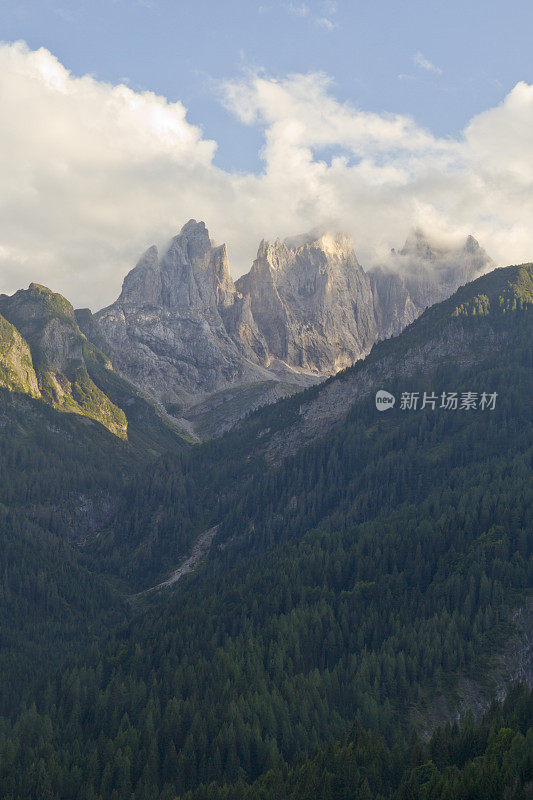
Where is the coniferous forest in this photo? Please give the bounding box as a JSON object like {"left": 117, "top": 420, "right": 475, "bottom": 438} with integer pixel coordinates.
{"left": 0, "top": 266, "right": 530, "bottom": 798}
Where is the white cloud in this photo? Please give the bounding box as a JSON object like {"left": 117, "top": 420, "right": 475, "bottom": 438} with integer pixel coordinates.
{"left": 281, "top": 1, "right": 336, "bottom": 29}
{"left": 0, "top": 43, "right": 532, "bottom": 309}
{"left": 285, "top": 2, "right": 309, "bottom": 17}
{"left": 413, "top": 52, "right": 443, "bottom": 76}
{"left": 315, "top": 16, "right": 336, "bottom": 30}
{"left": 317, "top": 0, "right": 337, "bottom": 27}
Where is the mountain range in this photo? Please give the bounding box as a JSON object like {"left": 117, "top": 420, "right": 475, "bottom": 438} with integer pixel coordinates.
{"left": 0, "top": 249, "right": 529, "bottom": 799}
{"left": 0, "top": 220, "right": 494, "bottom": 439}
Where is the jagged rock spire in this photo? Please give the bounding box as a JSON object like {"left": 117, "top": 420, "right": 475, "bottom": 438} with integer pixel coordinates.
{"left": 92, "top": 219, "right": 495, "bottom": 428}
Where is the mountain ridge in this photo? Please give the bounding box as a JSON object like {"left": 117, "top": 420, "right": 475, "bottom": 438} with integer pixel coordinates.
{"left": 0, "top": 260, "right": 529, "bottom": 799}
{"left": 88, "top": 220, "right": 493, "bottom": 435}
{"left": 0, "top": 283, "right": 191, "bottom": 449}
{"left": 0, "top": 222, "right": 496, "bottom": 440}
{"left": 255, "top": 262, "right": 533, "bottom": 464}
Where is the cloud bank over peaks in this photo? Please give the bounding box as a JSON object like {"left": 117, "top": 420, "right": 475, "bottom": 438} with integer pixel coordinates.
{"left": 0, "top": 42, "right": 532, "bottom": 309}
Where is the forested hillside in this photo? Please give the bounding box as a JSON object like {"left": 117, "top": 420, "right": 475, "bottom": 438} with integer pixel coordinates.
{"left": 0, "top": 369, "right": 188, "bottom": 711}
{"left": 0, "top": 265, "right": 529, "bottom": 799}
{"left": 0, "top": 388, "right": 130, "bottom": 713}
{"left": 181, "top": 685, "right": 533, "bottom": 800}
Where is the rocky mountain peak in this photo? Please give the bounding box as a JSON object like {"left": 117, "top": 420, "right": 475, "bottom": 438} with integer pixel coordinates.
{"left": 464, "top": 234, "right": 480, "bottom": 253}
{"left": 111, "top": 221, "right": 236, "bottom": 314}
{"left": 163, "top": 219, "right": 212, "bottom": 269}
{"left": 400, "top": 227, "right": 436, "bottom": 259}
{"left": 0, "top": 284, "right": 128, "bottom": 437}
{"left": 246, "top": 230, "right": 360, "bottom": 285}
{"left": 236, "top": 227, "right": 375, "bottom": 373}
{"left": 399, "top": 228, "right": 492, "bottom": 272}
{"left": 158, "top": 221, "right": 236, "bottom": 311}
{"left": 11, "top": 283, "right": 76, "bottom": 324}
{"left": 370, "top": 228, "right": 494, "bottom": 339}
{"left": 312, "top": 230, "right": 354, "bottom": 255}
{"left": 86, "top": 219, "right": 496, "bottom": 435}
{"left": 179, "top": 218, "right": 211, "bottom": 252}
{"left": 118, "top": 246, "right": 161, "bottom": 308}
{"left": 95, "top": 220, "right": 274, "bottom": 408}
{"left": 250, "top": 238, "right": 288, "bottom": 272}
{"left": 0, "top": 283, "right": 80, "bottom": 371}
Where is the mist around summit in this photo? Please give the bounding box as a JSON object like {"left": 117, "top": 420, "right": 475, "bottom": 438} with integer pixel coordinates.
{"left": 0, "top": 12, "right": 531, "bottom": 800}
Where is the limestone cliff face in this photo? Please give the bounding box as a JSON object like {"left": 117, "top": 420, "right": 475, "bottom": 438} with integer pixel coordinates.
{"left": 95, "top": 220, "right": 275, "bottom": 408}
{"left": 236, "top": 233, "right": 377, "bottom": 373}
{"left": 89, "top": 221, "right": 494, "bottom": 433}
{"left": 260, "top": 262, "right": 531, "bottom": 464}
{"left": 370, "top": 230, "right": 494, "bottom": 338}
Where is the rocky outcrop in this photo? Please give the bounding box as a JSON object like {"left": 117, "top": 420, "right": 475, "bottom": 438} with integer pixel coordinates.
{"left": 370, "top": 230, "right": 494, "bottom": 338}
{"left": 236, "top": 232, "right": 377, "bottom": 373}
{"left": 0, "top": 313, "right": 40, "bottom": 398}
{"left": 95, "top": 221, "right": 278, "bottom": 412}
{"left": 87, "top": 221, "right": 495, "bottom": 435}
{"left": 410, "top": 598, "right": 533, "bottom": 739}
{"left": 0, "top": 284, "right": 128, "bottom": 438}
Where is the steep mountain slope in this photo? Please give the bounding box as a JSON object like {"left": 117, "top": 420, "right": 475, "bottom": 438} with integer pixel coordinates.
{"left": 180, "top": 686, "right": 533, "bottom": 800}
{"left": 97, "top": 264, "right": 532, "bottom": 587}
{"left": 0, "top": 283, "right": 127, "bottom": 437}
{"left": 257, "top": 262, "right": 532, "bottom": 463}
{"left": 370, "top": 229, "right": 493, "bottom": 338}
{"left": 0, "top": 342, "right": 190, "bottom": 710}
{"left": 0, "top": 312, "right": 41, "bottom": 397}
{"left": 0, "top": 282, "right": 188, "bottom": 449}
{"left": 235, "top": 232, "right": 377, "bottom": 372}
{"left": 0, "top": 264, "right": 528, "bottom": 799}
{"left": 90, "top": 221, "right": 490, "bottom": 436}
{"left": 0, "top": 284, "right": 194, "bottom": 709}
{"left": 0, "top": 384, "right": 136, "bottom": 712}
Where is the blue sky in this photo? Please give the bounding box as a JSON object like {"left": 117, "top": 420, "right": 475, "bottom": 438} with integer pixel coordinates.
{"left": 0, "top": 0, "right": 532, "bottom": 307}
{"left": 2, "top": 0, "right": 532, "bottom": 172}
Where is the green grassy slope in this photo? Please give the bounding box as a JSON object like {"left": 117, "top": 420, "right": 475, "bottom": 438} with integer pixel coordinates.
{"left": 0, "top": 314, "right": 40, "bottom": 397}
{"left": 0, "top": 284, "right": 190, "bottom": 450}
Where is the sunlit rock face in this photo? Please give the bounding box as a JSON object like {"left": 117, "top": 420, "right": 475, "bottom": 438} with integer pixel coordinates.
{"left": 236, "top": 232, "right": 378, "bottom": 374}
{"left": 95, "top": 220, "right": 274, "bottom": 408}
{"left": 0, "top": 283, "right": 128, "bottom": 437}
{"left": 92, "top": 220, "right": 494, "bottom": 430}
